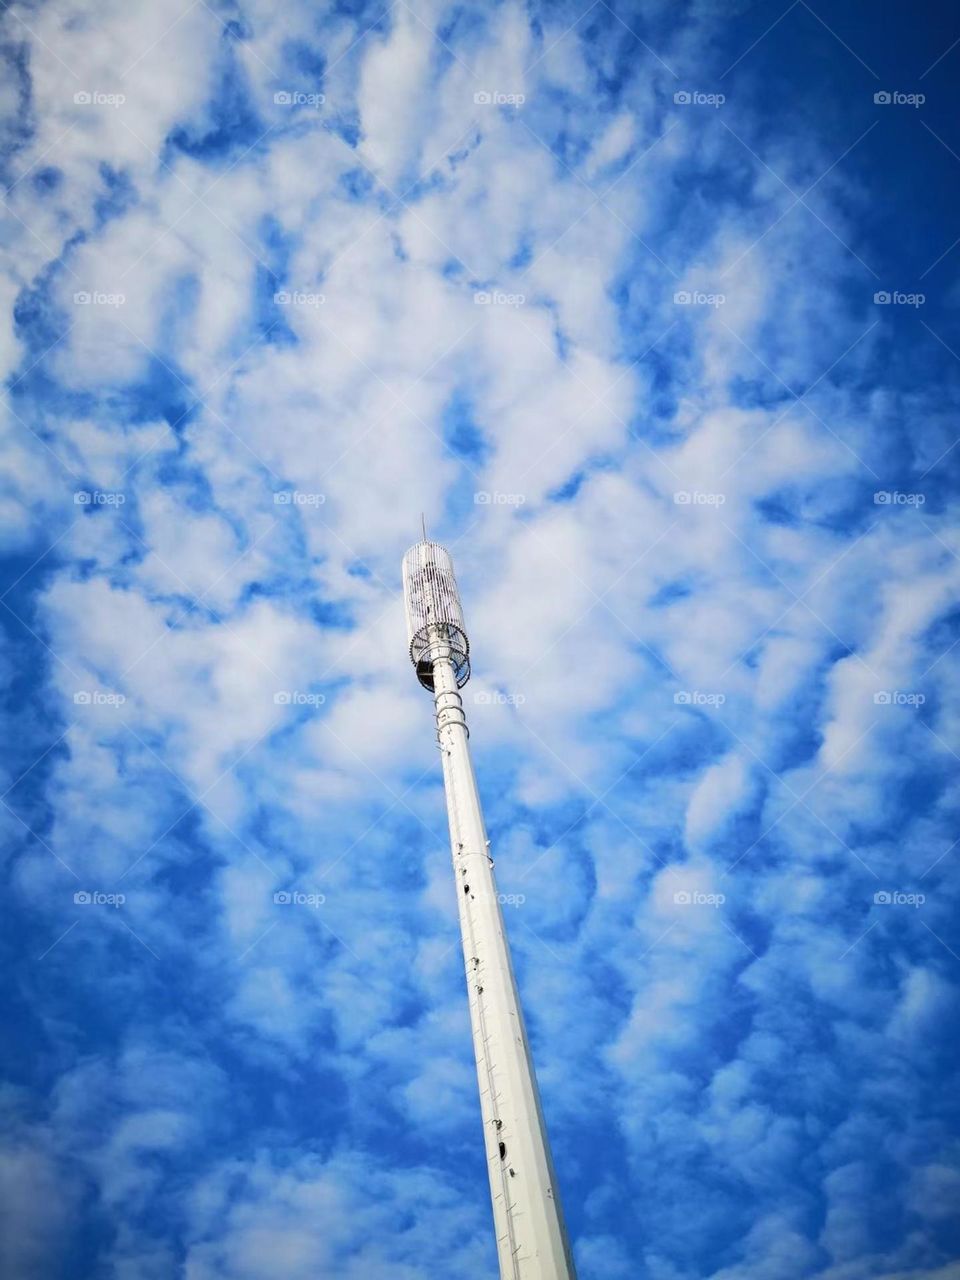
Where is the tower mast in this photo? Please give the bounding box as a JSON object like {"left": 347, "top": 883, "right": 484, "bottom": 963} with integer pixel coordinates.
{"left": 402, "top": 538, "right": 577, "bottom": 1280}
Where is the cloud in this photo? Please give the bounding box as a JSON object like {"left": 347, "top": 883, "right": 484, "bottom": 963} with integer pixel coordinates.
{"left": 1, "top": 1, "right": 958, "bottom": 1277}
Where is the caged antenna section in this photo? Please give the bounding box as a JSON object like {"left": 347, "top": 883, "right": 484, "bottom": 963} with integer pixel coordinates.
{"left": 401, "top": 538, "right": 577, "bottom": 1280}
{"left": 402, "top": 540, "right": 471, "bottom": 692}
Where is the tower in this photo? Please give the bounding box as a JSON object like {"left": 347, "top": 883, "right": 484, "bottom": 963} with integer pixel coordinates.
{"left": 402, "top": 538, "right": 577, "bottom": 1280}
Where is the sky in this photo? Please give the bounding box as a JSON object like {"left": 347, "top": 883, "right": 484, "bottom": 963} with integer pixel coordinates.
{"left": 1, "top": 0, "right": 959, "bottom": 1277}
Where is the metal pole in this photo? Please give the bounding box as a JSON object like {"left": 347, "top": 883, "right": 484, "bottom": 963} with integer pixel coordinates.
{"left": 423, "top": 624, "right": 577, "bottom": 1280}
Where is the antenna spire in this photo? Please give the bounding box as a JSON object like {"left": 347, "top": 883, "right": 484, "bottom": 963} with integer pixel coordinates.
{"left": 421, "top": 512, "right": 427, "bottom": 542}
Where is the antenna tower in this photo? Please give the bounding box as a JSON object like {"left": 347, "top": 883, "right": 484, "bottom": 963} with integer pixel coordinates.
{"left": 402, "top": 537, "right": 577, "bottom": 1280}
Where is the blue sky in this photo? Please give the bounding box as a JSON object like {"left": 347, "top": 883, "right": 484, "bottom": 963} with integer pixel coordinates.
{"left": 1, "top": 1, "right": 959, "bottom": 1276}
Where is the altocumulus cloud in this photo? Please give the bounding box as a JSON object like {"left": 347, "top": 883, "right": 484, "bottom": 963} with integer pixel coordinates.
{"left": 1, "top": 0, "right": 959, "bottom": 1277}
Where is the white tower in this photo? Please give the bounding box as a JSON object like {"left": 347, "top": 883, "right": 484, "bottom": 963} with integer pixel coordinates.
{"left": 402, "top": 538, "right": 577, "bottom": 1280}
